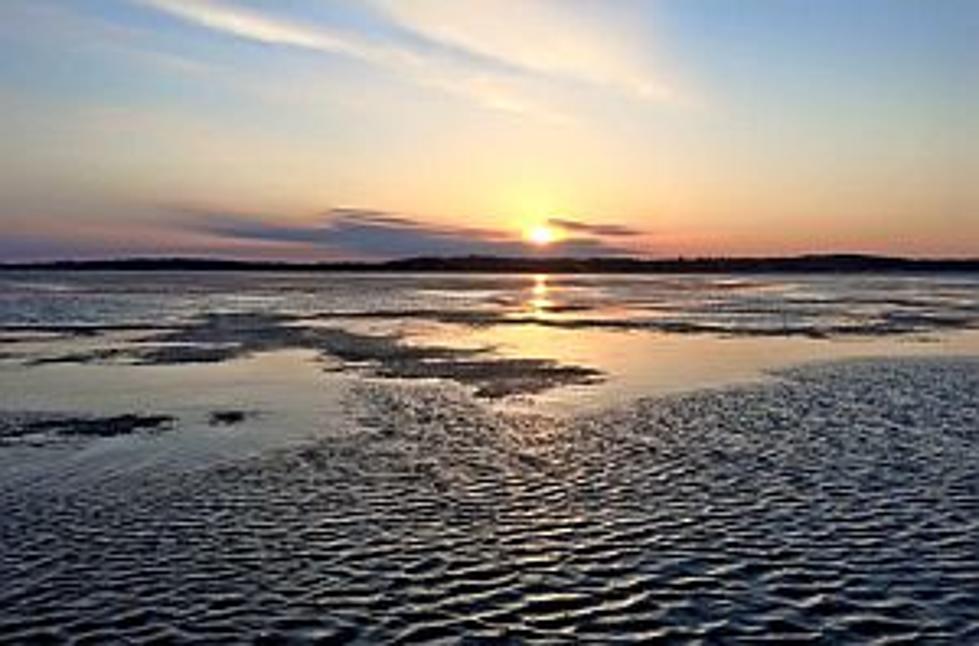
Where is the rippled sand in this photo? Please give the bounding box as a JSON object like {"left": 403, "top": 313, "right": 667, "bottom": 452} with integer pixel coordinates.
{"left": 2, "top": 358, "right": 977, "bottom": 643}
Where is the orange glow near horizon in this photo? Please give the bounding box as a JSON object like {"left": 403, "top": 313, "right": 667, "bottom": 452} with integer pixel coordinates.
{"left": 2, "top": 2, "right": 976, "bottom": 261}
{"left": 526, "top": 224, "right": 558, "bottom": 247}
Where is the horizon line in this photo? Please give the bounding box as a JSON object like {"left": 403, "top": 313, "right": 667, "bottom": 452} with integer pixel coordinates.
{"left": 2, "top": 253, "right": 977, "bottom": 274}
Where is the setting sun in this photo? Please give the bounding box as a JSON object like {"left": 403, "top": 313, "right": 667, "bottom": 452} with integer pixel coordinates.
{"left": 526, "top": 225, "right": 558, "bottom": 247}
{"left": 1, "top": 2, "right": 977, "bottom": 642}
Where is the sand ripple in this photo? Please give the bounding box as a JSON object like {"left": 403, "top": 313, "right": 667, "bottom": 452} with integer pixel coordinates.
{"left": 1, "top": 358, "right": 977, "bottom": 643}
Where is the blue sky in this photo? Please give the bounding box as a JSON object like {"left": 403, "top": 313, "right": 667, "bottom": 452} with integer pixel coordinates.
{"left": 1, "top": 0, "right": 976, "bottom": 260}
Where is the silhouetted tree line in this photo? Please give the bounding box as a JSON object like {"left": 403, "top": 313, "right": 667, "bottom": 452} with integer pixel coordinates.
{"left": 2, "top": 254, "right": 976, "bottom": 273}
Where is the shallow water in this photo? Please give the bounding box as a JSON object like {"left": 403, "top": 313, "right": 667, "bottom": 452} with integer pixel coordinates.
{"left": 2, "top": 271, "right": 978, "bottom": 407}
{"left": 1, "top": 272, "right": 978, "bottom": 643}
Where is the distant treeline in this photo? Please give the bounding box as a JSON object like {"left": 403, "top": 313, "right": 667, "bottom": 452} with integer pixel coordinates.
{"left": 2, "top": 254, "right": 977, "bottom": 273}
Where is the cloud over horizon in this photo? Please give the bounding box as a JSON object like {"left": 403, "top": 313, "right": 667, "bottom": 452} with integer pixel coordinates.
{"left": 188, "top": 207, "right": 637, "bottom": 259}
{"left": 2, "top": 1, "right": 975, "bottom": 260}
{"left": 548, "top": 218, "right": 643, "bottom": 238}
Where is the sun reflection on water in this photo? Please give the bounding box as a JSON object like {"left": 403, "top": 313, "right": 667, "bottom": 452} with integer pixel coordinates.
{"left": 528, "top": 274, "right": 553, "bottom": 314}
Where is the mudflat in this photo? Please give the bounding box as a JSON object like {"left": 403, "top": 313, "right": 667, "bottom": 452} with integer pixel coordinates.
{"left": 1, "top": 272, "right": 977, "bottom": 642}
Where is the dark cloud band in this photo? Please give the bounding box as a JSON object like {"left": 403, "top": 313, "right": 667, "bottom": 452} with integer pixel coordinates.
{"left": 548, "top": 218, "right": 642, "bottom": 237}
{"left": 185, "top": 207, "right": 635, "bottom": 259}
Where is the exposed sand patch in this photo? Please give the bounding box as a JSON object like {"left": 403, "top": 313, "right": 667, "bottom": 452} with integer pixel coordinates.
{"left": 1, "top": 358, "right": 976, "bottom": 642}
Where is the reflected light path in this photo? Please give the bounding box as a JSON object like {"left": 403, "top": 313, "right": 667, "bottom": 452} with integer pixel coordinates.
{"left": 527, "top": 274, "right": 553, "bottom": 314}
{"left": 400, "top": 272, "right": 979, "bottom": 415}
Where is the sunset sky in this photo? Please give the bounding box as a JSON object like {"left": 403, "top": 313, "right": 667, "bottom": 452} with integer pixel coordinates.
{"left": 1, "top": 0, "right": 976, "bottom": 260}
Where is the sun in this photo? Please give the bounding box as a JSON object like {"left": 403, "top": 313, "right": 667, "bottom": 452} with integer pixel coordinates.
{"left": 526, "top": 224, "right": 557, "bottom": 247}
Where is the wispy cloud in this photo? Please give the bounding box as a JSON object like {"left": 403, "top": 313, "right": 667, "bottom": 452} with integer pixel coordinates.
{"left": 137, "top": 0, "right": 416, "bottom": 68}
{"left": 369, "top": 0, "right": 678, "bottom": 103}
{"left": 134, "top": 0, "right": 675, "bottom": 121}
{"left": 184, "top": 207, "right": 635, "bottom": 258}
{"left": 549, "top": 217, "right": 643, "bottom": 238}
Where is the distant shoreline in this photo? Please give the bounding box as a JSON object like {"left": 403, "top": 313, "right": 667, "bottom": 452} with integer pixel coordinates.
{"left": 1, "top": 254, "right": 977, "bottom": 274}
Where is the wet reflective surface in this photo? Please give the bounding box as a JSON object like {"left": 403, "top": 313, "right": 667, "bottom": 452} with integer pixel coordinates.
{"left": 2, "top": 271, "right": 977, "bottom": 337}
{"left": 2, "top": 271, "right": 978, "bottom": 412}
{"left": 1, "top": 272, "right": 978, "bottom": 643}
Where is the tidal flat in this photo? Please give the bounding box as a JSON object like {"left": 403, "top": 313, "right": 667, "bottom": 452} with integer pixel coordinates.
{"left": 1, "top": 271, "right": 978, "bottom": 643}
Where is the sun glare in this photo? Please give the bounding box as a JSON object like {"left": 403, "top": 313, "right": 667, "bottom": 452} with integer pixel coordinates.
{"left": 526, "top": 225, "right": 557, "bottom": 246}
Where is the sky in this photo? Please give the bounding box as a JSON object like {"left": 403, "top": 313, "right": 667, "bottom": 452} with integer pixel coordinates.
{"left": 1, "top": 0, "right": 977, "bottom": 261}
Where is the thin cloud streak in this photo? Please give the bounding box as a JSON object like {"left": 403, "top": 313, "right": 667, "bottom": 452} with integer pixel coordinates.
{"left": 135, "top": 0, "right": 674, "bottom": 122}
{"left": 369, "top": 0, "right": 678, "bottom": 103}
{"left": 549, "top": 217, "right": 643, "bottom": 238}
{"left": 137, "top": 0, "right": 417, "bottom": 67}
{"left": 135, "top": 0, "right": 558, "bottom": 120}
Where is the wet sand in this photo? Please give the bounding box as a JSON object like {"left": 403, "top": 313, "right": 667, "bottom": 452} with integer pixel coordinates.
{"left": 1, "top": 272, "right": 978, "bottom": 643}
{"left": 2, "top": 358, "right": 977, "bottom": 642}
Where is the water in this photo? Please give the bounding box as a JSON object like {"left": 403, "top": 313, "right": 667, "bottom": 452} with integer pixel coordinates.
{"left": 2, "top": 271, "right": 977, "bottom": 335}
{"left": 1, "top": 271, "right": 977, "bottom": 643}
{"left": 2, "top": 271, "right": 977, "bottom": 413}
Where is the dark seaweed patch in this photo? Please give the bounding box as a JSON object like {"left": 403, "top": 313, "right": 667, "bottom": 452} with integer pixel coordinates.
{"left": 208, "top": 410, "right": 254, "bottom": 426}
{"left": 1, "top": 413, "right": 174, "bottom": 441}
{"left": 20, "top": 312, "right": 604, "bottom": 398}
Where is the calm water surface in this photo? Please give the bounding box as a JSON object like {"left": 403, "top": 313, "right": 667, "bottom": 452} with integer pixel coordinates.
{"left": 2, "top": 271, "right": 977, "bottom": 413}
